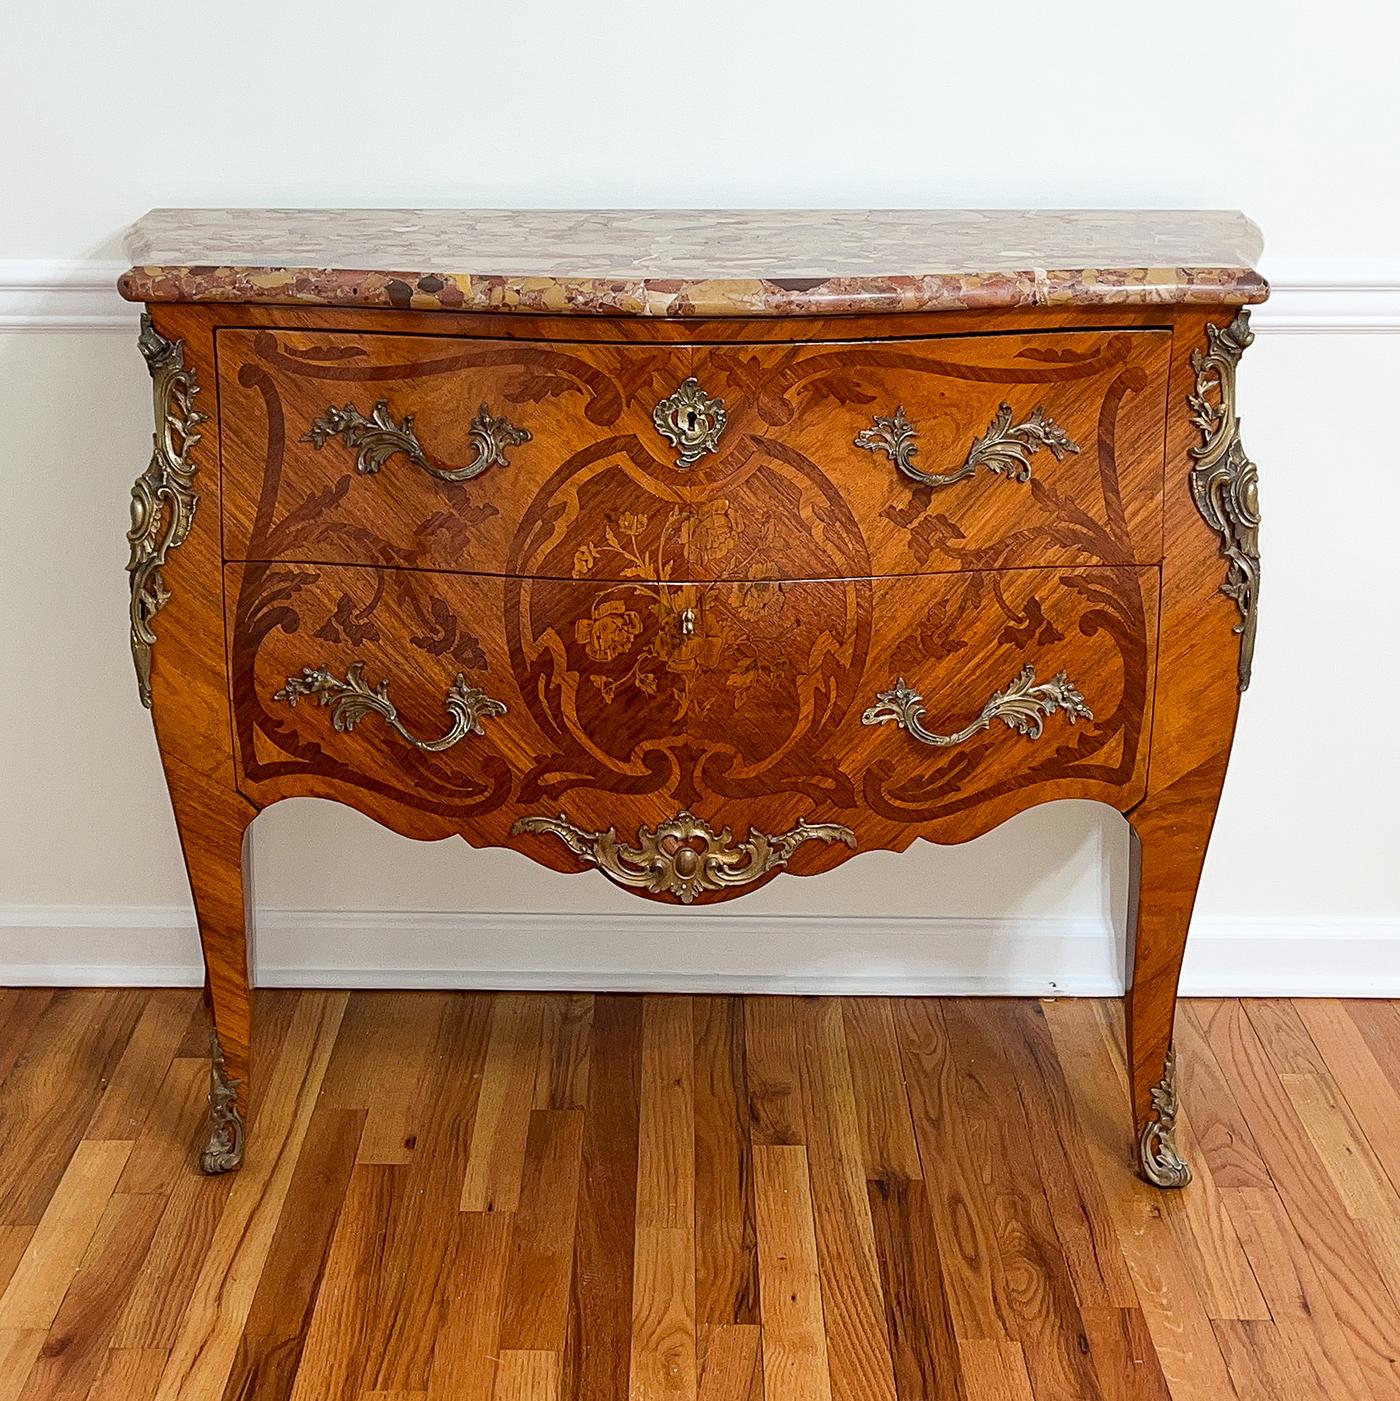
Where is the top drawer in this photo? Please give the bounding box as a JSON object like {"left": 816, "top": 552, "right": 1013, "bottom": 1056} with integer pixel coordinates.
{"left": 218, "top": 326, "right": 1168, "bottom": 580}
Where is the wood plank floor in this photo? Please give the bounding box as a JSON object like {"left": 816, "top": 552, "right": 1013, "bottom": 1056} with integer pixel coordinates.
{"left": 2, "top": 991, "right": 1400, "bottom": 1399}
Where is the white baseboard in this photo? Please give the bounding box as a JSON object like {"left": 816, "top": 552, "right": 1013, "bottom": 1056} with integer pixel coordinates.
{"left": 0, "top": 256, "right": 1398, "bottom": 334}
{"left": 2, "top": 905, "right": 1396, "bottom": 997}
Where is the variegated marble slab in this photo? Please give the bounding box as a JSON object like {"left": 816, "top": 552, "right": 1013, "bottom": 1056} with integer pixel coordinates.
{"left": 120, "top": 207, "right": 1267, "bottom": 317}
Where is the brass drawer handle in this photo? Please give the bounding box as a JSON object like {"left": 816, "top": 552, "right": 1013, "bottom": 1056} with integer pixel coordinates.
{"left": 274, "top": 661, "right": 506, "bottom": 752}
{"left": 855, "top": 403, "right": 1079, "bottom": 490}
{"left": 305, "top": 400, "right": 530, "bottom": 483}
{"left": 862, "top": 664, "right": 1091, "bottom": 747}
{"left": 653, "top": 378, "right": 728, "bottom": 468}
{"left": 512, "top": 808, "right": 855, "bottom": 904}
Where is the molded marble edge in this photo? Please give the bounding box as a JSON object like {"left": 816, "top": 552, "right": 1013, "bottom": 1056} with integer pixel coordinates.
{"left": 117, "top": 263, "right": 1268, "bottom": 317}
{"left": 117, "top": 208, "right": 1268, "bottom": 317}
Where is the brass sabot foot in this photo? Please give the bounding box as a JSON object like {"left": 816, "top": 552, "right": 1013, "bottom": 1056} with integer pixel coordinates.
{"left": 1137, "top": 1043, "right": 1191, "bottom": 1188}
{"left": 199, "top": 1030, "right": 246, "bottom": 1174}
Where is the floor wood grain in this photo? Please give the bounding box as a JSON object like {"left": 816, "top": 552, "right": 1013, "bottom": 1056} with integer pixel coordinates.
{"left": 3, "top": 989, "right": 1400, "bottom": 1400}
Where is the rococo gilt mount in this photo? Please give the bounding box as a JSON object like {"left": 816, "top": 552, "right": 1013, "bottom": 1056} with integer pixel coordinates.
{"left": 120, "top": 208, "right": 1265, "bottom": 1184}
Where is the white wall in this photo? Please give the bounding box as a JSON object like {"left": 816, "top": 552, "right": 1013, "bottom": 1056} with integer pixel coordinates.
{"left": 3, "top": 1, "right": 1398, "bottom": 263}
{"left": 1, "top": 1, "right": 1396, "bottom": 992}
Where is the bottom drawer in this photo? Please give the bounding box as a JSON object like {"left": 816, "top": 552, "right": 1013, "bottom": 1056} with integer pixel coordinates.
{"left": 227, "top": 561, "right": 1157, "bottom": 899}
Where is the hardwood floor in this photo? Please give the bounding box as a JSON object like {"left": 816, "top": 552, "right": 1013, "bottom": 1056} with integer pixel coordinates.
{"left": 2, "top": 991, "right": 1400, "bottom": 1400}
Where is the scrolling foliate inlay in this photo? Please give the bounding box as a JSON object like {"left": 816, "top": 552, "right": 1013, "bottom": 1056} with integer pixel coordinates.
{"left": 305, "top": 399, "right": 531, "bottom": 483}
{"left": 512, "top": 809, "right": 856, "bottom": 903}
{"left": 1188, "top": 310, "right": 1260, "bottom": 691}
{"left": 127, "top": 314, "right": 207, "bottom": 707}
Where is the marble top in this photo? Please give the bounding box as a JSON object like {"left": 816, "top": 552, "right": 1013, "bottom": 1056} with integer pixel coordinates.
{"left": 120, "top": 208, "right": 1267, "bottom": 318}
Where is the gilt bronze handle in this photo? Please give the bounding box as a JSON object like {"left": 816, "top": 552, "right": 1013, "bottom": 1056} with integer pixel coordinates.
{"left": 855, "top": 403, "right": 1079, "bottom": 491}
{"left": 861, "top": 664, "right": 1091, "bottom": 748}
{"left": 512, "top": 808, "right": 855, "bottom": 904}
{"left": 274, "top": 661, "right": 506, "bottom": 752}
{"left": 304, "top": 400, "right": 530, "bottom": 483}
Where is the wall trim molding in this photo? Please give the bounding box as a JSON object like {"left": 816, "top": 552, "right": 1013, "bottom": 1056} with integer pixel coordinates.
{"left": 1, "top": 256, "right": 1399, "bottom": 333}
{"left": 2, "top": 904, "right": 1396, "bottom": 997}
{"left": 0, "top": 260, "right": 131, "bottom": 331}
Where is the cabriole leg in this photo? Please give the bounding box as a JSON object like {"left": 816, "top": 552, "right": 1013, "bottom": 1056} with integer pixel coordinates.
{"left": 128, "top": 307, "right": 254, "bottom": 1171}
{"left": 171, "top": 791, "right": 257, "bottom": 1174}
{"left": 1125, "top": 760, "right": 1228, "bottom": 1188}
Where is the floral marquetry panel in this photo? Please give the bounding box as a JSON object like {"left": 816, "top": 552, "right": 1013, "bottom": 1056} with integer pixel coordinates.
{"left": 227, "top": 558, "right": 1156, "bottom": 885}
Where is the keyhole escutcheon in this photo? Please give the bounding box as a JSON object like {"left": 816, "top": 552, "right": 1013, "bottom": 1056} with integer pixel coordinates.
{"left": 652, "top": 378, "right": 729, "bottom": 469}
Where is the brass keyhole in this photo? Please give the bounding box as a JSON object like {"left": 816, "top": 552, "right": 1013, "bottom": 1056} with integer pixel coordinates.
{"left": 653, "top": 378, "right": 728, "bottom": 468}
{"left": 679, "top": 607, "right": 696, "bottom": 639}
